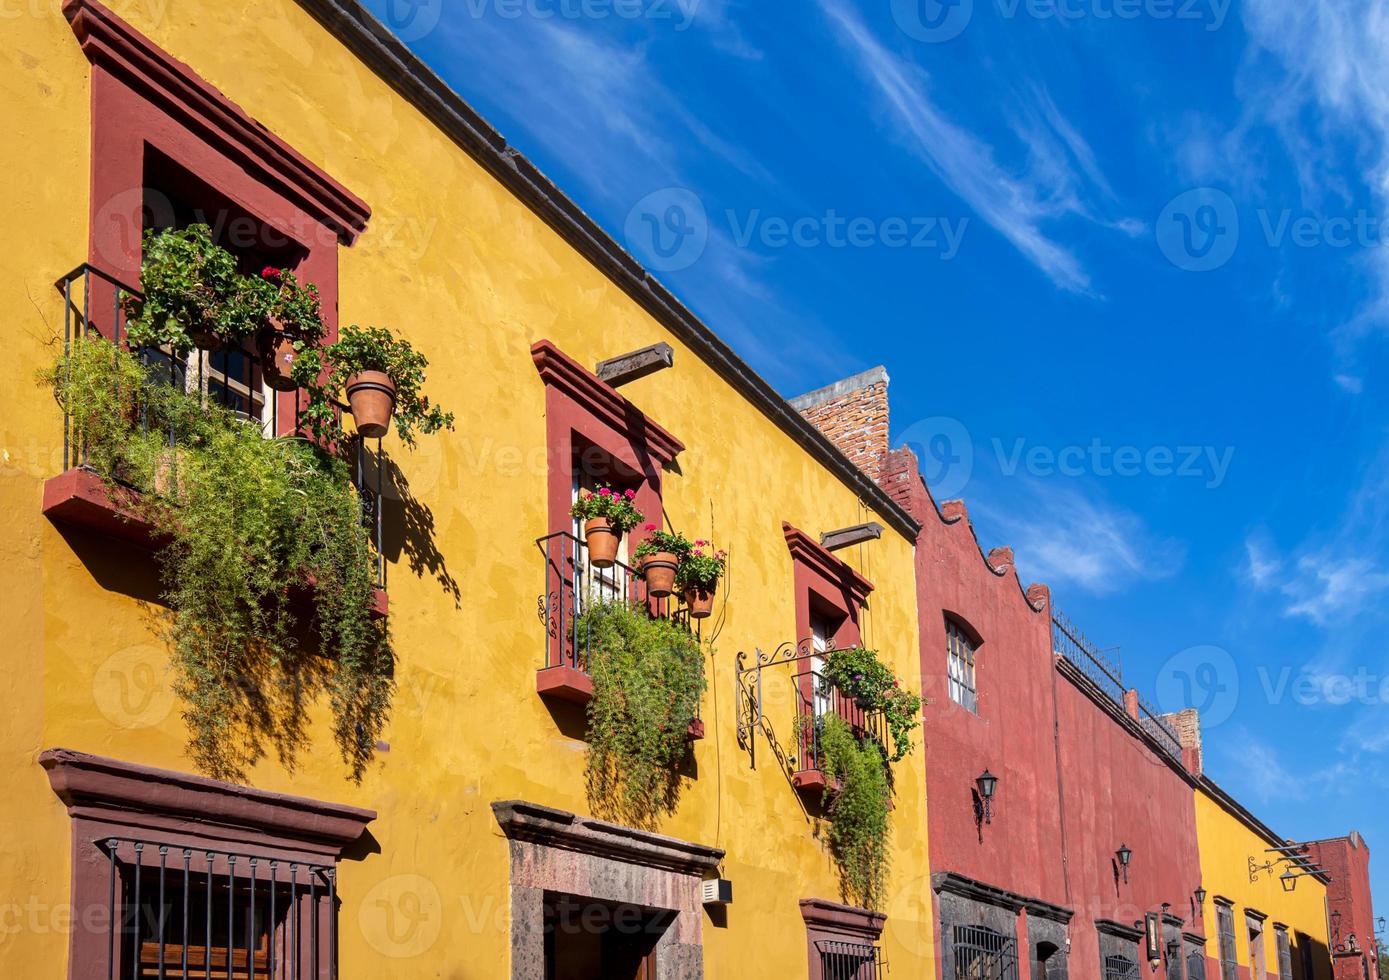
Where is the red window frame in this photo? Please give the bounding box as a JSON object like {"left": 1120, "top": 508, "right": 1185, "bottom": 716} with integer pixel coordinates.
{"left": 65, "top": 0, "right": 370, "bottom": 436}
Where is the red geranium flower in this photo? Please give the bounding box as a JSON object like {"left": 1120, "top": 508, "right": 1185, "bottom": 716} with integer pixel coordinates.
{"left": 261, "top": 266, "right": 280, "bottom": 279}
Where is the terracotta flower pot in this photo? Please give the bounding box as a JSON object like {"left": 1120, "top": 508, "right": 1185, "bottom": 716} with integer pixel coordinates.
{"left": 257, "top": 324, "right": 300, "bottom": 392}
{"left": 584, "top": 517, "right": 620, "bottom": 569}
{"left": 684, "top": 582, "right": 717, "bottom": 619}
{"left": 345, "top": 370, "right": 396, "bottom": 439}
{"left": 641, "top": 551, "right": 680, "bottom": 598}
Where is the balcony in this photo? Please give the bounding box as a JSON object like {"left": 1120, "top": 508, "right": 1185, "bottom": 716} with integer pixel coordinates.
{"left": 793, "top": 670, "right": 890, "bottom": 798}
{"left": 42, "top": 264, "right": 388, "bottom": 616}
{"left": 536, "top": 530, "right": 701, "bottom": 737}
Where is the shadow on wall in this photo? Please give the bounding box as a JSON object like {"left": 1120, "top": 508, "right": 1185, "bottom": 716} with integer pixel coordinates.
{"left": 379, "top": 453, "right": 460, "bottom": 608}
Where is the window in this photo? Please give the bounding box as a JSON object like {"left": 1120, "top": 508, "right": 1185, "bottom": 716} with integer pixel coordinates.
{"left": 1168, "top": 941, "right": 1186, "bottom": 980}
{"left": 1106, "top": 956, "right": 1140, "bottom": 980}
{"left": 1217, "top": 904, "right": 1238, "bottom": 980}
{"left": 1249, "top": 918, "right": 1266, "bottom": 980}
{"left": 41, "top": 748, "right": 372, "bottom": 980}
{"left": 1189, "top": 948, "right": 1208, "bottom": 980}
{"left": 954, "top": 925, "right": 1019, "bottom": 980}
{"left": 1277, "top": 929, "right": 1294, "bottom": 980}
{"left": 817, "top": 939, "right": 885, "bottom": 980}
{"left": 544, "top": 892, "right": 669, "bottom": 980}
{"left": 947, "top": 618, "right": 978, "bottom": 712}
{"left": 106, "top": 837, "right": 330, "bottom": 979}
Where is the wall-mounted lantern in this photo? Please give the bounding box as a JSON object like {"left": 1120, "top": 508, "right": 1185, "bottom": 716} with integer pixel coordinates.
{"left": 976, "top": 770, "right": 999, "bottom": 824}
{"left": 1280, "top": 872, "right": 1299, "bottom": 893}
{"left": 1117, "top": 844, "right": 1133, "bottom": 884}
{"left": 1195, "top": 886, "right": 1208, "bottom": 906}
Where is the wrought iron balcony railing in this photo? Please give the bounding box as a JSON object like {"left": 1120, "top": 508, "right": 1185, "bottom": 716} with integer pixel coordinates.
{"left": 535, "top": 530, "right": 680, "bottom": 675}
{"left": 52, "top": 264, "right": 385, "bottom": 589}
{"left": 798, "top": 669, "right": 891, "bottom": 776}
{"left": 817, "top": 939, "right": 886, "bottom": 980}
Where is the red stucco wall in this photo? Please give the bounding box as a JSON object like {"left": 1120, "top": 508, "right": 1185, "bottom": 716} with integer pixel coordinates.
{"left": 1308, "top": 836, "right": 1378, "bottom": 980}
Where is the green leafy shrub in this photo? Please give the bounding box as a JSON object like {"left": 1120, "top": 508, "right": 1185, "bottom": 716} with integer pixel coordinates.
{"left": 632, "top": 526, "right": 691, "bottom": 561}
{"left": 249, "top": 266, "right": 326, "bottom": 346}
{"left": 580, "top": 600, "right": 706, "bottom": 829}
{"left": 124, "top": 225, "right": 263, "bottom": 354}
{"left": 819, "top": 714, "right": 891, "bottom": 910}
{"left": 41, "top": 337, "right": 392, "bottom": 782}
{"left": 568, "top": 486, "right": 645, "bottom": 535}
{"left": 823, "top": 646, "right": 924, "bottom": 762}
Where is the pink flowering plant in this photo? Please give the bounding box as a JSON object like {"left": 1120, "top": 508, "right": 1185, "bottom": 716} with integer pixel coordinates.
{"left": 823, "top": 646, "right": 923, "bottom": 763}
{"left": 569, "top": 485, "right": 645, "bottom": 534}
{"left": 675, "top": 540, "right": 727, "bottom": 590}
{"left": 632, "top": 526, "right": 692, "bottom": 561}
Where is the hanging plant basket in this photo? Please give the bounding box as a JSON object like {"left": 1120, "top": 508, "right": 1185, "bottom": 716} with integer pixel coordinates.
{"left": 585, "top": 517, "right": 621, "bottom": 569}
{"left": 683, "top": 582, "right": 716, "bottom": 619}
{"left": 641, "top": 551, "right": 680, "bottom": 598}
{"left": 345, "top": 370, "right": 396, "bottom": 439}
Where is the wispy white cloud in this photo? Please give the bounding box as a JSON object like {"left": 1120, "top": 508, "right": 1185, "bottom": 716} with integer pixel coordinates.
{"left": 1282, "top": 555, "right": 1389, "bottom": 625}
{"left": 972, "top": 482, "right": 1185, "bottom": 595}
{"left": 1244, "top": 534, "right": 1282, "bottom": 587}
{"left": 1223, "top": 728, "right": 1306, "bottom": 802}
{"left": 814, "top": 0, "right": 1133, "bottom": 294}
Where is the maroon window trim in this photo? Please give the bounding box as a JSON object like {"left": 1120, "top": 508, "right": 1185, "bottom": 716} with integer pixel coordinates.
{"left": 531, "top": 339, "right": 683, "bottom": 539}
{"left": 784, "top": 522, "right": 874, "bottom": 651}
{"left": 65, "top": 0, "right": 370, "bottom": 436}
{"left": 41, "top": 748, "right": 374, "bottom": 980}
{"left": 800, "top": 898, "right": 887, "bottom": 980}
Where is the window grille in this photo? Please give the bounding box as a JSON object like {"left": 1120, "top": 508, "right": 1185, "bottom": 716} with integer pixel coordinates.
{"left": 953, "top": 925, "right": 1018, "bottom": 980}
{"left": 1218, "top": 905, "right": 1238, "bottom": 980}
{"left": 1167, "top": 941, "right": 1185, "bottom": 980}
{"left": 98, "top": 836, "right": 337, "bottom": 979}
{"left": 1106, "top": 955, "right": 1140, "bottom": 980}
{"left": 1188, "top": 949, "right": 1208, "bottom": 980}
{"left": 816, "top": 939, "right": 885, "bottom": 980}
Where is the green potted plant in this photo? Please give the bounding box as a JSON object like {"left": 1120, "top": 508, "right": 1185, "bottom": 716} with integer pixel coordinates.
{"left": 250, "top": 266, "right": 326, "bottom": 391}
{"left": 295, "top": 324, "right": 454, "bottom": 445}
{"left": 675, "top": 540, "right": 726, "bottom": 619}
{"left": 124, "top": 224, "right": 260, "bottom": 355}
{"left": 569, "top": 486, "right": 643, "bottom": 569}
{"left": 632, "top": 526, "right": 691, "bottom": 598}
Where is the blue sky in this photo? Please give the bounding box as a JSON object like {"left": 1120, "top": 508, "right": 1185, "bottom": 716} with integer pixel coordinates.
{"left": 363, "top": 0, "right": 1389, "bottom": 911}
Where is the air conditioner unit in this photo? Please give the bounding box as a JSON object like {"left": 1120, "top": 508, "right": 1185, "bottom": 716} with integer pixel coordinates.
{"left": 701, "top": 878, "right": 733, "bottom": 906}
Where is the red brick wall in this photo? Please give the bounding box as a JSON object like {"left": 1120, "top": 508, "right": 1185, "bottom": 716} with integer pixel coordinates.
{"left": 790, "top": 367, "right": 890, "bottom": 480}
{"left": 1308, "top": 835, "right": 1379, "bottom": 980}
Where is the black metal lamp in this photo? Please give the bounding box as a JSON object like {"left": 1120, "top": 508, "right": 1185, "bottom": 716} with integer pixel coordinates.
{"left": 1377, "top": 917, "right": 1385, "bottom": 935}
{"left": 1195, "top": 885, "right": 1208, "bottom": 905}
{"left": 1117, "top": 844, "right": 1133, "bottom": 883}
{"left": 976, "top": 770, "right": 999, "bottom": 824}
{"left": 1280, "top": 872, "right": 1298, "bottom": 893}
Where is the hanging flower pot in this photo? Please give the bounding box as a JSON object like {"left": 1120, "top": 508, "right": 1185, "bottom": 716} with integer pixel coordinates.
{"left": 584, "top": 517, "right": 621, "bottom": 569}
{"left": 684, "top": 582, "right": 716, "bottom": 619}
{"left": 345, "top": 370, "right": 397, "bottom": 439}
{"left": 641, "top": 551, "right": 680, "bottom": 598}
{"left": 257, "top": 320, "right": 300, "bottom": 392}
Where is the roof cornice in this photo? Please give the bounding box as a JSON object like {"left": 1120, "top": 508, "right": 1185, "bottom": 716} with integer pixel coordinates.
{"left": 288, "top": 0, "right": 921, "bottom": 542}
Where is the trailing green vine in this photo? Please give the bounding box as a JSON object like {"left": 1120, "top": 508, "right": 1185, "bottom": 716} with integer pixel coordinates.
{"left": 819, "top": 714, "right": 892, "bottom": 910}
{"left": 41, "top": 338, "right": 392, "bottom": 782}
{"left": 822, "top": 645, "right": 925, "bottom": 762}
{"left": 579, "top": 600, "right": 706, "bottom": 829}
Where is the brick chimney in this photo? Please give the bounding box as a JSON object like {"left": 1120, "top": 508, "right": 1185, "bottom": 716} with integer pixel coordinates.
{"left": 1163, "top": 708, "right": 1203, "bottom": 775}
{"left": 790, "top": 367, "right": 890, "bottom": 481}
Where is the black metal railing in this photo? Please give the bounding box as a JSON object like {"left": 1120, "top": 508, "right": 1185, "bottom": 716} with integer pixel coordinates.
{"left": 53, "top": 264, "right": 385, "bottom": 588}
{"left": 98, "top": 836, "right": 337, "bottom": 979}
{"left": 535, "top": 530, "right": 680, "bottom": 673}
{"left": 797, "top": 670, "right": 891, "bottom": 774}
{"left": 953, "top": 924, "right": 1019, "bottom": 980}
{"left": 1052, "top": 608, "right": 1183, "bottom": 762}
{"left": 816, "top": 939, "right": 885, "bottom": 980}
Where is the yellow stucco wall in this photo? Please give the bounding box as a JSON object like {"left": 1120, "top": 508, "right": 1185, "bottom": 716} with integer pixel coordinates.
{"left": 1195, "top": 789, "right": 1332, "bottom": 980}
{"left": 0, "top": 0, "right": 933, "bottom": 977}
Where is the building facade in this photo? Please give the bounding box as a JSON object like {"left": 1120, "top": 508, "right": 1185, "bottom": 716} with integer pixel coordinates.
{"left": 1, "top": 0, "right": 936, "bottom": 976}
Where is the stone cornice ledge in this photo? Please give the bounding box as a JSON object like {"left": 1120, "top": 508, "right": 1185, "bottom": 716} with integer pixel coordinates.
{"left": 491, "top": 800, "right": 723, "bottom": 876}
{"left": 799, "top": 898, "right": 887, "bottom": 940}
{"left": 40, "top": 748, "right": 375, "bottom": 849}
{"left": 1096, "top": 919, "right": 1144, "bottom": 941}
